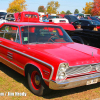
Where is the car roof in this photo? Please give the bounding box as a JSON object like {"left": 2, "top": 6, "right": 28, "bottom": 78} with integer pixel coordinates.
{"left": 1, "top": 22, "right": 59, "bottom": 27}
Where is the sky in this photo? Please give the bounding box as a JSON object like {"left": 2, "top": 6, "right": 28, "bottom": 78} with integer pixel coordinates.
{"left": 0, "top": 0, "right": 93, "bottom": 14}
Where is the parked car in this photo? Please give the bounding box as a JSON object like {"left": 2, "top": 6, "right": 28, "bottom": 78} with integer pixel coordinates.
{"left": 72, "top": 19, "right": 100, "bottom": 31}
{"left": 42, "top": 16, "right": 49, "bottom": 22}
{"left": 88, "top": 16, "right": 100, "bottom": 22}
{"left": 5, "top": 13, "right": 15, "bottom": 21}
{"left": 1, "top": 22, "right": 100, "bottom": 96}
{"left": 49, "top": 18, "right": 69, "bottom": 23}
{"left": 93, "top": 16, "right": 100, "bottom": 20}
{"left": 61, "top": 15, "right": 78, "bottom": 23}
{"left": 0, "top": 10, "right": 7, "bottom": 24}
{"left": 48, "top": 15, "right": 59, "bottom": 19}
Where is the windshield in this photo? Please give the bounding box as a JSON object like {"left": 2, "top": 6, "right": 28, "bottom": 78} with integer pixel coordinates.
{"left": 90, "top": 17, "right": 99, "bottom": 21}
{"left": 64, "top": 15, "right": 78, "bottom": 23}
{"left": 0, "top": 12, "right": 7, "bottom": 19}
{"left": 21, "top": 26, "right": 73, "bottom": 44}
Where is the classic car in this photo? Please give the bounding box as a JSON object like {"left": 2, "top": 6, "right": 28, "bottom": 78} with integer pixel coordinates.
{"left": 88, "top": 16, "right": 100, "bottom": 22}
{"left": 60, "top": 14, "right": 78, "bottom": 23}
{"left": 72, "top": 19, "right": 100, "bottom": 31}
{"left": 49, "top": 18, "right": 69, "bottom": 23}
{"left": 42, "top": 16, "right": 49, "bottom": 22}
{"left": 5, "top": 13, "right": 15, "bottom": 21}
{"left": 1, "top": 22, "right": 100, "bottom": 96}
{"left": 0, "top": 10, "right": 7, "bottom": 24}
{"left": 14, "top": 11, "right": 40, "bottom": 22}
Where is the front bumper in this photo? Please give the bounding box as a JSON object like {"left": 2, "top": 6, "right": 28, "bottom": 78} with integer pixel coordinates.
{"left": 49, "top": 73, "right": 100, "bottom": 90}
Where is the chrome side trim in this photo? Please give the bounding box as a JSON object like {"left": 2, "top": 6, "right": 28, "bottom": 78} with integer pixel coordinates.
{"left": 0, "top": 44, "right": 54, "bottom": 81}
{"left": 0, "top": 56, "right": 24, "bottom": 70}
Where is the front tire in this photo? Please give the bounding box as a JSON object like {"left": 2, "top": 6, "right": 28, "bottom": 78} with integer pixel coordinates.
{"left": 27, "top": 67, "right": 51, "bottom": 96}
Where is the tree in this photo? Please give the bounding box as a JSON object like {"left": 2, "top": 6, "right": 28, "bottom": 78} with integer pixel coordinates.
{"left": 91, "top": 0, "right": 100, "bottom": 15}
{"left": 74, "top": 9, "right": 79, "bottom": 14}
{"left": 83, "top": 2, "right": 93, "bottom": 14}
{"left": 66, "top": 10, "right": 72, "bottom": 15}
{"left": 60, "top": 11, "right": 66, "bottom": 14}
{"left": 38, "top": 6, "right": 45, "bottom": 12}
{"left": 46, "top": 1, "right": 60, "bottom": 14}
{"left": 7, "top": 0, "right": 27, "bottom": 13}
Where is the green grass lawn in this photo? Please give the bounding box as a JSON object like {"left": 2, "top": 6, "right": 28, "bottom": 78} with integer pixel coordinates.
{"left": 0, "top": 63, "right": 100, "bottom": 100}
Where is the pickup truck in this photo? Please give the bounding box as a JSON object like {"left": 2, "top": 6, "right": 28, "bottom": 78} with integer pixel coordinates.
{"left": 14, "top": 11, "right": 75, "bottom": 31}
{"left": 66, "top": 29, "right": 100, "bottom": 48}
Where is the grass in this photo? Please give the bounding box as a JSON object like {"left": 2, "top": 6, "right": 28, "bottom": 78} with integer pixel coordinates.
{"left": 0, "top": 63, "right": 100, "bottom": 100}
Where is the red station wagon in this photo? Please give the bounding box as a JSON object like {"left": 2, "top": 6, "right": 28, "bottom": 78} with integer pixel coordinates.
{"left": 1, "top": 22, "right": 100, "bottom": 96}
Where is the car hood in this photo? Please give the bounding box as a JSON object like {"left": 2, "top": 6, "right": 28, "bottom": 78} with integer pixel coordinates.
{"left": 25, "top": 42, "right": 100, "bottom": 66}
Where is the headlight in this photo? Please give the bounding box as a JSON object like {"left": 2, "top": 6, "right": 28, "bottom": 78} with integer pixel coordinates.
{"left": 56, "top": 63, "right": 69, "bottom": 80}
{"left": 96, "top": 64, "right": 100, "bottom": 71}
{"left": 59, "top": 63, "right": 69, "bottom": 72}
{"left": 58, "top": 72, "right": 65, "bottom": 80}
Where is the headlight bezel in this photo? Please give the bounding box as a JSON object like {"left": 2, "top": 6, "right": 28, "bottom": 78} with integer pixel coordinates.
{"left": 56, "top": 63, "right": 69, "bottom": 80}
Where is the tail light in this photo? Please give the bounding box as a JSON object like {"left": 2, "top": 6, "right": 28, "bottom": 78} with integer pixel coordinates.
{"left": 96, "top": 26, "right": 100, "bottom": 29}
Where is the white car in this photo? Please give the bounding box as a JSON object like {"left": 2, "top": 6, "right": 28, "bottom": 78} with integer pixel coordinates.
{"left": 5, "top": 13, "right": 15, "bottom": 21}
{"left": 0, "top": 10, "right": 7, "bottom": 24}
{"left": 49, "top": 18, "right": 69, "bottom": 23}
{"left": 0, "top": 19, "right": 7, "bottom": 24}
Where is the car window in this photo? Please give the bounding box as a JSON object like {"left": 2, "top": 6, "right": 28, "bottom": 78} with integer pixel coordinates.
{"left": 0, "top": 25, "right": 20, "bottom": 43}
{"left": 48, "top": 16, "right": 59, "bottom": 19}
{"left": 0, "top": 12, "right": 7, "bottom": 19}
{"left": 25, "top": 14, "right": 38, "bottom": 18}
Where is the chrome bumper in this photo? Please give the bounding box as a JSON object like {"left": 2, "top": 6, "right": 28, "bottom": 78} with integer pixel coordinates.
{"left": 49, "top": 73, "right": 100, "bottom": 90}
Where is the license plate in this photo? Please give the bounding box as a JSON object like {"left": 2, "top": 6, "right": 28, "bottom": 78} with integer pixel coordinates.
{"left": 86, "top": 78, "right": 98, "bottom": 85}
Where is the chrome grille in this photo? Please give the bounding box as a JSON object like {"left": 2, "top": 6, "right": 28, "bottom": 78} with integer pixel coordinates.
{"left": 65, "top": 64, "right": 98, "bottom": 77}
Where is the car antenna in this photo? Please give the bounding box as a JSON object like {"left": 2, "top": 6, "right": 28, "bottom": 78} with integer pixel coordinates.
{"left": 28, "top": 11, "right": 29, "bottom": 44}
{"left": 27, "top": 11, "right": 30, "bottom": 49}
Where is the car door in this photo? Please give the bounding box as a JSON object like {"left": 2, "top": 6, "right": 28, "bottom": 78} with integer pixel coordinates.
{"left": 0, "top": 25, "right": 21, "bottom": 71}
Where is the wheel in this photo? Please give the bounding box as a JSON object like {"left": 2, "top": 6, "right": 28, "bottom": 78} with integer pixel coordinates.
{"left": 27, "top": 67, "right": 51, "bottom": 96}
{"left": 48, "top": 35, "right": 60, "bottom": 42}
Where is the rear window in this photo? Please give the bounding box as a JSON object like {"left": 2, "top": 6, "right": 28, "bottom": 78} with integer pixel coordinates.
{"left": 25, "top": 14, "right": 38, "bottom": 18}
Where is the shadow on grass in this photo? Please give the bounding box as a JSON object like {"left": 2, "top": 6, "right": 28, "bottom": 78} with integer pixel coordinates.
{"left": 0, "top": 63, "right": 29, "bottom": 89}
{"left": 0, "top": 62, "right": 100, "bottom": 99}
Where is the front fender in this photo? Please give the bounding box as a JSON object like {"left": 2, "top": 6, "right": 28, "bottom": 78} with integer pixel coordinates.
{"left": 24, "top": 61, "right": 54, "bottom": 82}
